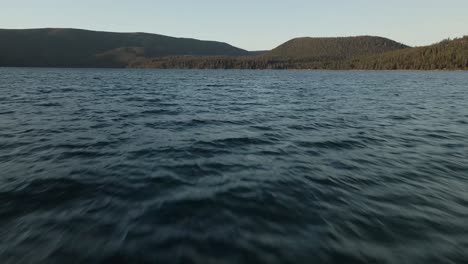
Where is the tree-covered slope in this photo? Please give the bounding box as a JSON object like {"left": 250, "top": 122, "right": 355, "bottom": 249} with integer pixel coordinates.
{"left": 1, "top": 29, "right": 466, "bottom": 70}
{"left": 133, "top": 37, "right": 468, "bottom": 70}
{"left": 264, "top": 36, "right": 409, "bottom": 61}
{"left": 346, "top": 36, "right": 468, "bottom": 70}
{"left": 0, "top": 28, "right": 249, "bottom": 67}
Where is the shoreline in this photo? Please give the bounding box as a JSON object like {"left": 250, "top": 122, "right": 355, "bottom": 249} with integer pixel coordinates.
{"left": 1, "top": 66, "right": 467, "bottom": 72}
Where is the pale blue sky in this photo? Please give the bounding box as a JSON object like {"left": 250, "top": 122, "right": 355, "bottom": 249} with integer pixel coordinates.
{"left": 1, "top": 0, "right": 467, "bottom": 50}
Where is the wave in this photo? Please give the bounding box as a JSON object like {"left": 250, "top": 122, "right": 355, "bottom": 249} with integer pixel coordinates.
{"left": 295, "top": 139, "right": 366, "bottom": 150}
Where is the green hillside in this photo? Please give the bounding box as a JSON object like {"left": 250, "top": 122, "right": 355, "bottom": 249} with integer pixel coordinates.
{"left": 129, "top": 36, "right": 410, "bottom": 69}
{"left": 264, "top": 36, "right": 409, "bottom": 61}
{"left": 0, "top": 28, "right": 248, "bottom": 67}
{"left": 132, "top": 37, "right": 468, "bottom": 70}
{"left": 346, "top": 36, "right": 468, "bottom": 70}
{"left": 0, "top": 28, "right": 466, "bottom": 70}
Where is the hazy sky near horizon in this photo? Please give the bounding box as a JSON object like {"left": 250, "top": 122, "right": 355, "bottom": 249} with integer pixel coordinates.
{"left": 1, "top": 0, "right": 467, "bottom": 50}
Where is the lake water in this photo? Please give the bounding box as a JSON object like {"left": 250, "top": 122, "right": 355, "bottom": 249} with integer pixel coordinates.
{"left": 1, "top": 68, "right": 467, "bottom": 264}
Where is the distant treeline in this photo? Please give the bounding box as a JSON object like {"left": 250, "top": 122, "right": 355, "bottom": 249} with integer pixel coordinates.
{"left": 347, "top": 37, "right": 468, "bottom": 70}
{"left": 0, "top": 28, "right": 467, "bottom": 70}
{"left": 131, "top": 37, "right": 468, "bottom": 70}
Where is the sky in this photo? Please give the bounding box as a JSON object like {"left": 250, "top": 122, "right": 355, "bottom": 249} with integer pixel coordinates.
{"left": 1, "top": 0, "right": 468, "bottom": 51}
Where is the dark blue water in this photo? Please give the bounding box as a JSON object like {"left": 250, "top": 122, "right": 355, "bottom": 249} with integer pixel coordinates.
{"left": 1, "top": 68, "right": 468, "bottom": 264}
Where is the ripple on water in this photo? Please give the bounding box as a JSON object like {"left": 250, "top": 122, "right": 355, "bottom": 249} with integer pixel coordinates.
{"left": 295, "top": 139, "right": 366, "bottom": 150}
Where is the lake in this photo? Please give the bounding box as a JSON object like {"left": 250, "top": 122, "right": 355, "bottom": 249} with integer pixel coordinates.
{"left": 1, "top": 68, "right": 467, "bottom": 264}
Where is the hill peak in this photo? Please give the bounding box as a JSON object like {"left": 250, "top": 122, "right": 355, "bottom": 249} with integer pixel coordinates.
{"left": 265, "top": 36, "right": 409, "bottom": 61}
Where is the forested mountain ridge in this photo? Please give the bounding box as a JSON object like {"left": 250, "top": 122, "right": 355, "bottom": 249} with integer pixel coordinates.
{"left": 264, "top": 36, "right": 409, "bottom": 61}
{"left": 345, "top": 36, "right": 468, "bottom": 70}
{"left": 0, "top": 28, "right": 466, "bottom": 70}
{"left": 0, "top": 28, "right": 249, "bottom": 67}
{"left": 130, "top": 36, "right": 410, "bottom": 69}
{"left": 132, "top": 36, "right": 468, "bottom": 70}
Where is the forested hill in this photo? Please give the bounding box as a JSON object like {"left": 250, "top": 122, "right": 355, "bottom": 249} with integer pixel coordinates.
{"left": 264, "top": 36, "right": 409, "bottom": 61}
{"left": 0, "top": 29, "right": 466, "bottom": 70}
{"left": 132, "top": 37, "right": 468, "bottom": 70}
{"left": 0, "top": 28, "right": 249, "bottom": 67}
{"left": 346, "top": 36, "right": 468, "bottom": 70}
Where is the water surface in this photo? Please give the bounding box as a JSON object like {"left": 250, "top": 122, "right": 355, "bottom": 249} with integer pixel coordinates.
{"left": 1, "top": 68, "right": 468, "bottom": 263}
